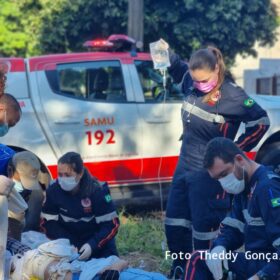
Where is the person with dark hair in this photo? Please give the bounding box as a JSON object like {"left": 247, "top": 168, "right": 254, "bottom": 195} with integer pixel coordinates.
{"left": 41, "top": 151, "right": 120, "bottom": 260}
{"left": 158, "top": 40, "right": 270, "bottom": 278}
{"left": 185, "top": 137, "right": 280, "bottom": 280}
{"left": 0, "top": 93, "right": 22, "bottom": 136}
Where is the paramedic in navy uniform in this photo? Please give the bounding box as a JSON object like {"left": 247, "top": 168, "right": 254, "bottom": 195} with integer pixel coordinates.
{"left": 163, "top": 42, "right": 270, "bottom": 277}
{"left": 41, "top": 152, "right": 120, "bottom": 260}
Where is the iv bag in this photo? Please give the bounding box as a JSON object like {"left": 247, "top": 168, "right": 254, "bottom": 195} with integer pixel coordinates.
{"left": 149, "top": 39, "right": 170, "bottom": 70}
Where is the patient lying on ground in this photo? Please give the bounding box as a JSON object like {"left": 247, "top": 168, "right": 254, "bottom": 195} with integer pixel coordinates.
{"left": 7, "top": 238, "right": 166, "bottom": 280}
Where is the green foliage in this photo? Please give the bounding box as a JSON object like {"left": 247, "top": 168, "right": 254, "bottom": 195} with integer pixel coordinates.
{"left": 116, "top": 212, "right": 171, "bottom": 273}
{"left": 0, "top": 0, "right": 278, "bottom": 65}
{"left": 144, "top": 0, "right": 278, "bottom": 65}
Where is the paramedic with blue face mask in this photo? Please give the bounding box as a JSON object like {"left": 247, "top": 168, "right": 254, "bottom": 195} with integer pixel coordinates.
{"left": 162, "top": 43, "right": 270, "bottom": 278}
{"left": 41, "top": 151, "right": 120, "bottom": 260}
{"left": 185, "top": 137, "right": 280, "bottom": 280}
{"left": 0, "top": 93, "right": 21, "bottom": 136}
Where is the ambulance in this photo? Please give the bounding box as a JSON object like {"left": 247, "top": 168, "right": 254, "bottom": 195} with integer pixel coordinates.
{"left": 1, "top": 35, "right": 280, "bottom": 207}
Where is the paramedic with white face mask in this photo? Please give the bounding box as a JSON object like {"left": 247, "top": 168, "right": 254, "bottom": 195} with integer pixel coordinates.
{"left": 185, "top": 137, "right": 280, "bottom": 280}
{"left": 41, "top": 151, "right": 120, "bottom": 260}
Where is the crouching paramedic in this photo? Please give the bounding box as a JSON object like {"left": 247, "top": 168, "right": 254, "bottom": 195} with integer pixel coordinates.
{"left": 7, "top": 150, "right": 46, "bottom": 240}
{"left": 0, "top": 144, "right": 48, "bottom": 240}
{"left": 185, "top": 137, "right": 280, "bottom": 280}
{"left": 41, "top": 152, "right": 120, "bottom": 261}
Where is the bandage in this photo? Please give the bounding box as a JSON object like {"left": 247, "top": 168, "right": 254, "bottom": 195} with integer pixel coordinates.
{"left": 10, "top": 239, "right": 76, "bottom": 280}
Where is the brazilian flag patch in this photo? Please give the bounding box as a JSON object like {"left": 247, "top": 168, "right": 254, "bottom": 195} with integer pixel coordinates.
{"left": 105, "top": 194, "right": 112, "bottom": 203}
{"left": 244, "top": 98, "right": 255, "bottom": 107}
{"left": 271, "top": 197, "right": 280, "bottom": 208}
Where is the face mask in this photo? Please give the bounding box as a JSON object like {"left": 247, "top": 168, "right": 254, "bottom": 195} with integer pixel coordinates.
{"left": 13, "top": 179, "right": 24, "bottom": 193}
{"left": 58, "top": 176, "right": 79, "bottom": 192}
{"left": 193, "top": 79, "right": 218, "bottom": 93}
{"left": 0, "top": 110, "right": 9, "bottom": 137}
{"left": 218, "top": 167, "right": 245, "bottom": 194}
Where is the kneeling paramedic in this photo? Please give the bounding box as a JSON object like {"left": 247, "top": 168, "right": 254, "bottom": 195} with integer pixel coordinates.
{"left": 185, "top": 137, "right": 280, "bottom": 280}
{"left": 41, "top": 152, "right": 120, "bottom": 260}
{"left": 0, "top": 144, "right": 48, "bottom": 240}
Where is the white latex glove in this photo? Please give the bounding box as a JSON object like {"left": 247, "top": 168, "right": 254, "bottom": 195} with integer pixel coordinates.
{"left": 0, "top": 175, "right": 14, "bottom": 196}
{"left": 78, "top": 243, "right": 92, "bottom": 261}
{"left": 206, "top": 246, "right": 228, "bottom": 280}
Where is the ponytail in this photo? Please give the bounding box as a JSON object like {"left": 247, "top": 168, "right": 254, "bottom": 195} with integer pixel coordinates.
{"left": 79, "top": 167, "right": 101, "bottom": 198}
{"left": 203, "top": 47, "right": 225, "bottom": 103}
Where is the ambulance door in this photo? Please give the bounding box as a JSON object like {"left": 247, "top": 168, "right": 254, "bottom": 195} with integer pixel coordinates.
{"left": 33, "top": 59, "right": 142, "bottom": 184}
{"left": 132, "top": 60, "right": 184, "bottom": 184}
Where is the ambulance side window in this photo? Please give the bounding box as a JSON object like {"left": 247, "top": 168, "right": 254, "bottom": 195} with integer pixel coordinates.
{"left": 49, "top": 61, "right": 127, "bottom": 102}
{"left": 134, "top": 60, "right": 184, "bottom": 102}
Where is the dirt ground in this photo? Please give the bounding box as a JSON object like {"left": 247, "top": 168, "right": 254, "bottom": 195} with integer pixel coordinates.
{"left": 121, "top": 251, "right": 166, "bottom": 272}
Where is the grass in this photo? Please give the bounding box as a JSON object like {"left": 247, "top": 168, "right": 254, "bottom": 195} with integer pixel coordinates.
{"left": 116, "top": 210, "right": 171, "bottom": 274}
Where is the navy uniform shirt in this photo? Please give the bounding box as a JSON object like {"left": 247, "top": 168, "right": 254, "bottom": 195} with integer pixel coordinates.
{"left": 169, "top": 53, "right": 270, "bottom": 171}
{"left": 213, "top": 166, "right": 280, "bottom": 279}
{"left": 41, "top": 180, "right": 120, "bottom": 251}
{"left": 0, "top": 144, "right": 15, "bottom": 176}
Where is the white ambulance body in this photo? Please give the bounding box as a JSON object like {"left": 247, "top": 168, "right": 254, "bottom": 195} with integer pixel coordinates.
{"left": 1, "top": 49, "right": 280, "bottom": 206}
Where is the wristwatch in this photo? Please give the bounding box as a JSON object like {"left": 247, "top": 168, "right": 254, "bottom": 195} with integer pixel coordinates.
{"left": 256, "top": 271, "right": 271, "bottom": 280}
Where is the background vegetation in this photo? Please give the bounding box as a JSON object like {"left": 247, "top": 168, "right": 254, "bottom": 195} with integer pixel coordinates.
{"left": 116, "top": 211, "right": 171, "bottom": 274}
{"left": 0, "top": 0, "right": 278, "bottom": 65}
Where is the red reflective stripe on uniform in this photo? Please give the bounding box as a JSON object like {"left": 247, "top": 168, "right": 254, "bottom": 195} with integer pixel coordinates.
{"left": 39, "top": 218, "right": 47, "bottom": 235}
{"left": 240, "top": 125, "right": 267, "bottom": 150}
{"left": 223, "top": 123, "right": 229, "bottom": 137}
{"left": 184, "top": 251, "right": 202, "bottom": 280}
{"left": 98, "top": 218, "right": 119, "bottom": 248}
{"left": 238, "top": 124, "right": 264, "bottom": 150}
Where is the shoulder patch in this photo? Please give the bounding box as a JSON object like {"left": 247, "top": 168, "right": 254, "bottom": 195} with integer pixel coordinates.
{"left": 244, "top": 98, "right": 255, "bottom": 107}
{"left": 271, "top": 197, "right": 280, "bottom": 208}
{"left": 105, "top": 194, "right": 112, "bottom": 203}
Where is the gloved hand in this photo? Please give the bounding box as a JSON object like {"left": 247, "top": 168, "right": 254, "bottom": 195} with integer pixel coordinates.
{"left": 158, "top": 38, "right": 169, "bottom": 50}
{"left": 78, "top": 243, "right": 92, "bottom": 261}
{"left": 206, "top": 246, "right": 228, "bottom": 280}
{"left": 0, "top": 175, "right": 14, "bottom": 196}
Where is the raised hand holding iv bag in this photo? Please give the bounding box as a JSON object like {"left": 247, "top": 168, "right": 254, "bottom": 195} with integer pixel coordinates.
{"left": 149, "top": 39, "right": 170, "bottom": 70}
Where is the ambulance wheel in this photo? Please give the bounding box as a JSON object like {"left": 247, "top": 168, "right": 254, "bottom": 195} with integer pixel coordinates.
{"left": 257, "top": 142, "right": 280, "bottom": 168}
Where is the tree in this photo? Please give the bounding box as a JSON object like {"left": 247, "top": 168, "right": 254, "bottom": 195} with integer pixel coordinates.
{"left": 36, "top": 0, "right": 128, "bottom": 54}
{"left": 0, "top": 0, "right": 278, "bottom": 65}
{"left": 144, "top": 0, "right": 278, "bottom": 65}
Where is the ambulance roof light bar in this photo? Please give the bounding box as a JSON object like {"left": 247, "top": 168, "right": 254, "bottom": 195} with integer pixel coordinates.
{"left": 83, "top": 34, "right": 141, "bottom": 56}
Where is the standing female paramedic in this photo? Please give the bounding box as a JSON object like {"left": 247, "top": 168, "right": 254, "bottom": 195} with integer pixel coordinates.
{"left": 41, "top": 152, "right": 119, "bottom": 260}
{"left": 163, "top": 43, "right": 270, "bottom": 277}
